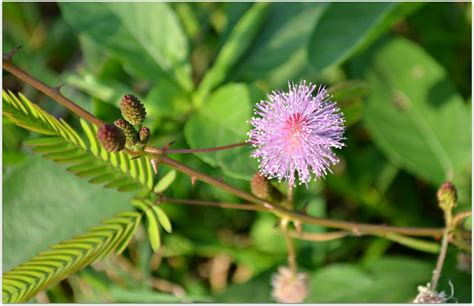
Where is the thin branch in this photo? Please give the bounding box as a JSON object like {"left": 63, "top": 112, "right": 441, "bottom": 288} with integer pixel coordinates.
{"left": 290, "top": 230, "right": 351, "bottom": 242}
{"left": 283, "top": 185, "right": 297, "bottom": 275}
{"left": 430, "top": 229, "right": 449, "bottom": 291}
{"left": 159, "top": 196, "right": 264, "bottom": 212}
{"left": 144, "top": 142, "right": 247, "bottom": 155}
{"left": 156, "top": 154, "right": 445, "bottom": 238}
{"left": 452, "top": 211, "right": 472, "bottom": 229}
{"left": 3, "top": 60, "right": 104, "bottom": 127}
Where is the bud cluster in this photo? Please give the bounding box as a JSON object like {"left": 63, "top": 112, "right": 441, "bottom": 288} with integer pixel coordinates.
{"left": 96, "top": 94, "right": 152, "bottom": 152}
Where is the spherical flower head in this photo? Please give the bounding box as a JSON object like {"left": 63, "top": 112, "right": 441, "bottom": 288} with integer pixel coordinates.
{"left": 248, "top": 81, "right": 345, "bottom": 186}
{"left": 97, "top": 124, "right": 125, "bottom": 152}
{"left": 120, "top": 94, "right": 146, "bottom": 126}
{"left": 271, "top": 266, "right": 309, "bottom": 303}
{"left": 413, "top": 283, "right": 449, "bottom": 303}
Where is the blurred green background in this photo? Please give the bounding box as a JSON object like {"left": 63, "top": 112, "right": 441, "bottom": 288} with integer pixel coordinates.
{"left": 2, "top": 2, "right": 472, "bottom": 303}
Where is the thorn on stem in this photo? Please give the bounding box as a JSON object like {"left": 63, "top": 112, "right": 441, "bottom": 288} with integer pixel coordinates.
{"left": 300, "top": 202, "right": 310, "bottom": 215}
{"left": 294, "top": 221, "right": 303, "bottom": 235}
{"left": 3, "top": 46, "right": 22, "bottom": 62}
{"left": 151, "top": 159, "right": 159, "bottom": 175}
{"left": 191, "top": 176, "right": 197, "bottom": 186}
{"left": 53, "top": 83, "right": 65, "bottom": 93}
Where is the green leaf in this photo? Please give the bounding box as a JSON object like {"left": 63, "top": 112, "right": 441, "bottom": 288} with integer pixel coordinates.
{"left": 184, "top": 83, "right": 263, "bottom": 180}
{"left": 308, "top": 256, "right": 432, "bottom": 302}
{"left": 2, "top": 210, "right": 141, "bottom": 303}
{"left": 308, "top": 3, "right": 422, "bottom": 71}
{"left": 234, "top": 3, "right": 327, "bottom": 87}
{"left": 153, "top": 206, "right": 172, "bottom": 234}
{"left": 153, "top": 169, "right": 176, "bottom": 193}
{"left": 2, "top": 154, "right": 133, "bottom": 273}
{"left": 194, "top": 2, "right": 269, "bottom": 105}
{"left": 363, "top": 38, "right": 471, "bottom": 185}
{"left": 59, "top": 2, "right": 192, "bottom": 91}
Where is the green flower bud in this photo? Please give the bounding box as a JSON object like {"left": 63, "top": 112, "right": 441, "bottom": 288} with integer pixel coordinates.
{"left": 437, "top": 181, "right": 457, "bottom": 212}
{"left": 120, "top": 94, "right": 146, "bottom": 126}
{"left": 114, "top": 118, "right": 139, "bottom": 147}
{"left": 97, "top": 124, "right": 125, "bottom": 152}
{"left": 139, "top": 127, "right": 150, "bottom": 144}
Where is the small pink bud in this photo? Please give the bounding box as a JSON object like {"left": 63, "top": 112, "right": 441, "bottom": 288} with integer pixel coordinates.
{"left": 271, "top": 266, "right": 309, "bottom": 303}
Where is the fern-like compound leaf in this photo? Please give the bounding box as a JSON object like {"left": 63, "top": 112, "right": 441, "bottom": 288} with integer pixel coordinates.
{"left": 2, "top": 90, "right": 154, "bottom": 192}
{"left": 2, "top": 211, "right": 142, "bottom": 303}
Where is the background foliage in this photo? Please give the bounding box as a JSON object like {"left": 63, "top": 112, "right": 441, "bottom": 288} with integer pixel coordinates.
{"left": 2, "top": 2, "right": 471, "bottom": 303}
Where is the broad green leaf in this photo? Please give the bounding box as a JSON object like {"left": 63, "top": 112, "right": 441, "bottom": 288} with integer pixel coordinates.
{"left": 194, "top": 3, "right": 269, "bottom": 105}
{"left": 184, "top": 83, "right": 264, "bottom": 180}
{"left": 59, "top": 2, "right": 192, "bottom": 91}
{"left": 234, "top": 3, "right": 327, "bottom": 87}
{"left": 145, "top": 78, "right": 192, "bottom": 120}
{"left": 308, "top": 256, "right": 432, "bottom": 302}
{"left": 308, "top": 3, "right": 422, "bottom": 71}
{"left": 363, "top": 38, "right": 471, "bottom": 186}
{"left": 2, "top": 155, "right": 132, "bottom": 272}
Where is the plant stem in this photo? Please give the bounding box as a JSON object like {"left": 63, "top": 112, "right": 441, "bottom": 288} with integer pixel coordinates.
{"left": 283, "top": 185, "right": 297, "bottom": 275}
{"left": 3, "top": 60, "right": 105, "bottom": 128}
{"left": 430, "top": 206, "right": 454, "bottom": 292}
{"left": 282, "top": 223, "right": 297, "bottom": 275}
{"left": 158, "top": 196, "right": 264, "bottom": 212}
{"left": 155, "top": 154, "right": 444, "bottom": 238}
{"left": 430, "top": 229, "right": 449, "bottom": 291}
{"left": 290, "top": 230, "right": 350, "bottom": 242}
{"left": 144, "top": 142, "right": 247, "bottom": 155}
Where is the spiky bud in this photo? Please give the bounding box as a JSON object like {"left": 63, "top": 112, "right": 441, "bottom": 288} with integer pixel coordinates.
{"left": 97, "top": 124, "right": 125, "bottom": 152}
{"left": 271, "top": 266, "right": 309, "bottom": 303}
{"left": 114, "top": 118, "right": 139, "bottom": 147}
{"left": 437, "top": 181, "right": 457, "bottom": 212}
{"left": 251, "top": 172, "right": 270, "bottom": 199}
{"left": 120, "top": 94, "right": 146, "bottom": 126}
{"left": 139, "top": 127, "right": 150, "bottom": 144}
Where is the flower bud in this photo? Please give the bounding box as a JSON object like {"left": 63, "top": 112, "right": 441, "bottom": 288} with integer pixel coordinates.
{"left": 120, "top": 94, "right": 146, "bottom": 126}
{"left": 251, "top": 172, "right": 270, "bottom": 199}
{"left": 139, "top": 127, "right": 150, "bottom": 144}
{"left": 271, "top": 266, "right": 309, "bottom": 303}
{"left": 437, "top": 181, "right": 457, "bottom": 212}
{"left": 97, "top": 124, "right": 125, "bottom": 152}
{"left": 114, "top": 118, "right": 139, "bottom": 147}
{"left": 413, "top": 283, "right": 448, "bottom": 303}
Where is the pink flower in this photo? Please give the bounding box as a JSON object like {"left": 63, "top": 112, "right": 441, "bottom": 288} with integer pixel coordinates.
{"left": 248, "top": 81, "right": 345, "bottom": 186}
